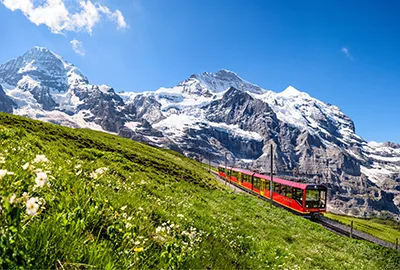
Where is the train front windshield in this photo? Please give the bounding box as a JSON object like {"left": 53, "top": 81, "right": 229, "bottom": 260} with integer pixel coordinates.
{"left": 305, "top": 189, "right": 326, "bottom": 208}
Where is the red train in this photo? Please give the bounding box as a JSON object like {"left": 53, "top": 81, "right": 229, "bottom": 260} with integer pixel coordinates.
{"left": 218, "top": 166, "right": 327, "bottom": 217}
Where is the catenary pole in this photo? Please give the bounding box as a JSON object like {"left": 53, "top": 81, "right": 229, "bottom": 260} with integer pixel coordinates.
{"left": 224, "top": 152, "right": 227, "bottom": 185}
{"left": 270, "top": 144, "right": 273, "bottom": 207}
{"left": 350, "top": 220, "right": 353, "bottom": 238}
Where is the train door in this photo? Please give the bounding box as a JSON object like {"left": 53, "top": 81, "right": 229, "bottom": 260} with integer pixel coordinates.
{"left": 260, "top": 179, "right": 265, "bottom": 196}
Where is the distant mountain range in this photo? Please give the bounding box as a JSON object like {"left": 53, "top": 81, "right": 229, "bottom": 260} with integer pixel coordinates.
{"left": 1, "top": 47, "right": 399, "bottom": 218}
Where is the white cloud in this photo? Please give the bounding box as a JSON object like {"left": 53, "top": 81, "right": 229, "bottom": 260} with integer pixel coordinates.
{"left": 341, "top": 47, "right": 353, "bottom": 60}
{"left": 70, "top": 39, "right": 85, "bottom": 56}
{"left": 1, "top": 0, "right": 128, "bottom": 34}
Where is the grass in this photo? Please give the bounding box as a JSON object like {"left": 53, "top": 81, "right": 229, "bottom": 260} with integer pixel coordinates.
{"left": 0, "top": 112, "right": 399, "bottom": 269}
{"left": 325, "top": 213, "right": 400, "bottom": 245}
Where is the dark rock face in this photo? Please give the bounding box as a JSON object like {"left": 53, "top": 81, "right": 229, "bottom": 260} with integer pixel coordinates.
{"left": 29, "top": 85, "right": 57, "bottom": 111}
{"left": 74, "top": 86, "right": 127, "bottom": 133}
{"left": 0, "top": 85, "right": 14, "bottom": 113}
{"left": 205, "top": 87, "right": 280, "bottom": 135}
{"left": 131, "top": 95, "right": 165, "bottom": 124}
{"left": 185, "top": 126, "right": 264, "bottom": 160}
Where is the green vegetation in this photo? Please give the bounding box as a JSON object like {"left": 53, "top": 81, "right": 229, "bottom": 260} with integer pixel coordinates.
{"left": 325, "top": 213, "right": 400, "bottom": 245}
{"left": 0, "top": 113, "right": 399, "bottom": 269}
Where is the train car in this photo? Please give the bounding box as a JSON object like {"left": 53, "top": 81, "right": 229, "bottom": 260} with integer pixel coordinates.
{"left": 217, "top": 166, "right": 327, "bottom": 217}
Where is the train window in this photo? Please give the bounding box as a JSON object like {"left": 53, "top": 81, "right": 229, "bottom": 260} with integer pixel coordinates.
{"left": 320, "top": 190, "right": 326, "bottom": 208}
{"left": 286, "top": 186, "right": 292, "bottom": 198}
{"left": 218, "top": 167, "right": 224, "bottom": 173}
{"left": 264, "top": 180, "right": 271, "bottom": 192}
{"left": 280, "top": 185, "right": 286, "bottom": 196}
{"left": 305, "top": 190, "right": 325, "bottom": 208}
{"left": 273, "top": 182, "right": 280, "bottom": 193}
{"left": 253, "top": 177, "right": 260, "bottom": 189}
{"left": 292, "top": 188, "right": 303, "bottom": 204}
{"left": 232, "top": 171, "right": 237, "bottom": 179}
{"left": 306, "top": 190, "right": 319, "bottom": 200}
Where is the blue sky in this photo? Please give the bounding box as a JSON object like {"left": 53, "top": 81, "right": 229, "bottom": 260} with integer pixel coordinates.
{"left": 0, "top": 0, "right": 399, "bottom": 143}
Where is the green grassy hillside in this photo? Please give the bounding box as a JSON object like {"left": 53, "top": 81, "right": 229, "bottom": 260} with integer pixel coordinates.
{"left": 0, "top": 113, "right": 399, "bottom": 269}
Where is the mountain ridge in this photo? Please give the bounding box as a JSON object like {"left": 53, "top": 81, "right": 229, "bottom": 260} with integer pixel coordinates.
{"left": 0, "top": 47, "right": 399, "bottom": 219}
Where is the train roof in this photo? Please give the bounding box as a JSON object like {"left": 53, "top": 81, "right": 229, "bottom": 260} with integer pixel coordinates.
{"left": 222, "top": 166, "right": 326, "bottom": 190}
{"left": 231, "top": 167, "right": 254, "bottom": 175}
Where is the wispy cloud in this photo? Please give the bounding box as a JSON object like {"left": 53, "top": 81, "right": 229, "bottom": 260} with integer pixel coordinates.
{"left": 341, "top": 47, "right": 353, "bottom": 60}
{"left": 0, "top": 0, "right": 128, "bottom": 35}
{"left": 70, "top": 39, "right": 85, "bottom": 56}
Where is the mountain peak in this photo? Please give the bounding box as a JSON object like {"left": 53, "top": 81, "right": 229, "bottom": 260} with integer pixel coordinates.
{"left": 0, "top": 46, "right": 88, "bottom": 91}
{"left": 180, "top": 69, "right": 265, "bottom": 95}
{"left": 214, "top": 69, "right": 239, "bottom": 77}
{"left": 279, "top": 86, "right": 309, "bottom": 98}
{"left": 31, "top": 46, "right": 51, "bottom": 52}
{"left": 23, "top": 46, "right": 70, "bottom": 67}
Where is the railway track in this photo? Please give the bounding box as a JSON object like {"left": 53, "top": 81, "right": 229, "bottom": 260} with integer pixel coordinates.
{"left": 210, "top": 170, "right": 399, "bottom": 251}
{"left": 313, "top": 216, "right": 362, "bottom": 239}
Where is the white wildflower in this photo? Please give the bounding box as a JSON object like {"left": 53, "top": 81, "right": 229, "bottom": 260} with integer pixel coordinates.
{"left": 90, "top": 167, "right": 108, "bottom": 179}
{"left": 95, "top": 167, "right": 108, "bottom": 174}
{"left": 9, "top": 194, "right": 17, "bottom": 204}
{"left": 89, "top": 171, "right": 99, "bottom": 179}
{"left": 0, "top": 156, "right": 5, "bottom": 164}
{"left": 126, "top": 222, "right": 132, "bottom": 229}
{"left": 121, "top": 205, "right": 127, "bottom": 211}
{"left": 22, "top": 162, "right": 30, "bottom": 170}
{"left": 33, "top": 155, "right": 48, "bottom": 163}
{"left": 26, "top": 197, "right": 39, "bottom": 216}
{"left": 35, "top": 172, "right": 48, "bottom": 188}
{"left": 0, "top": 169, "right": 15, "bottom": 179}
{"left": 177, "top": 214, "right": 184, "bottom": 218}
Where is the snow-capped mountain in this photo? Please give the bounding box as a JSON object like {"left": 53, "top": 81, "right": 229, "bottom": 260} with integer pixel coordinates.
{"left": 1, "top": 47, "right": 399, "bottom": 218}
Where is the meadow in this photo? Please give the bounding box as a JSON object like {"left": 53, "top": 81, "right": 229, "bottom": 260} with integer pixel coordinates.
{"left": 0, "top": 113, "right": 399, "bottom": 269}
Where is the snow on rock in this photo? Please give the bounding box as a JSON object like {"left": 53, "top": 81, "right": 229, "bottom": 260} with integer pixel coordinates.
{"left": 153, "top": 114, "right": 201, "bottom": 138}
{"left": 124, "top": 121, "right": 142, "bottom": 131}
{"left": 208, "top": 122, "right": 263, "bottom": 141}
